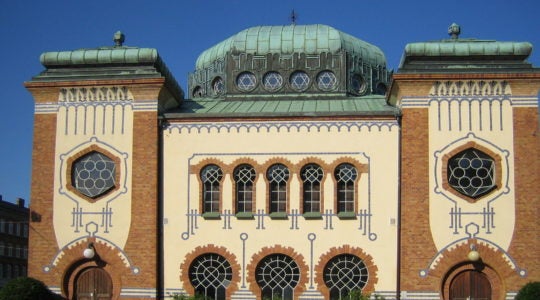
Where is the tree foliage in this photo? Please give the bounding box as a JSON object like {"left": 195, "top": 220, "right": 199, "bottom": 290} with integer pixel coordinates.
{"left": 0, "top": 277, "right": 56, "bottom": 300}
{"left": 516, "top": 281, "right": 540, "bottom": 300}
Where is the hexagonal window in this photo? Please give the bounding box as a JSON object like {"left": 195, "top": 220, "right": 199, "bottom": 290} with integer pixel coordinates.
{"left": 72, "top": 151, "right": 116, "bottom": 198}
{"left": 447, "top": 148, "right": 496, "bottom": 198}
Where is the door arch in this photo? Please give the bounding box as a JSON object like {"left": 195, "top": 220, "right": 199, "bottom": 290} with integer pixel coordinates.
{"left": 75, "top": 267, "right": 112, "bottom": 300}
{"left": 449, "top": 270, "right": 491, "bottom": 300}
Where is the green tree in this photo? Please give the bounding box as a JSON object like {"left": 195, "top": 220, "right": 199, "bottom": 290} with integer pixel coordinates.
{"left": 0, "top": 277, "right": 57, "bottom": 300}
{"left": 516, "top": 281, "right": 540, "bottom": 300}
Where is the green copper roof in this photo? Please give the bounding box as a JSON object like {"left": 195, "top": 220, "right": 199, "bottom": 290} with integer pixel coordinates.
{"left": 40, "top": 47, "right": 159, "bottom": 66}
{"left": 196, "top": 24, "right": 386, "bottom": 69}
{"left": 403, "top": 40, "right": 532, "bottom": 59}
{"left": 165, "top": 95, "right": 397, "bottom": 118}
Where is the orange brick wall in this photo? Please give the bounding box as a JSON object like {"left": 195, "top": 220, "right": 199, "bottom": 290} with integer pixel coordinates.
{"left": 507, "top": 106, "right": 540, "bottom": 290}
{"left": 399, "top": 107, "right": 439, "bottom": 291}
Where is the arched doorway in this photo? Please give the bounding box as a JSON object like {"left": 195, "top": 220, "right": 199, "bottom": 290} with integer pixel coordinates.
{"left": 449, "top": 269, "right": 491, "bottom": 300}
{"left": 75, "top": 267, "right": 112, "bottom": 300}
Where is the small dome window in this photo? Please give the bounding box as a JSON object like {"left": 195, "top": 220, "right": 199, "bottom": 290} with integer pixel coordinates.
{"left": 351, "top": 75, "right": 367, "bottom": 95}
{"left": 192, "top": 86, "right": 203, "bottom": 98}
{"left": 317, "top": 71, "right": 337, "bottom": 91}
{"left": 212, "top": 77, "right": 225, "bottom": 96}
{"left": 236, "top": 72, "right": 257, "bottom": 91}
{"left": 290, "top": 71, "right": 310, "bottom": 91}
{"left": 375, "top": 82, "right": 387, "bottom": 95}
{"left": 263, "top": 72, "right": 283, "bottom": 92}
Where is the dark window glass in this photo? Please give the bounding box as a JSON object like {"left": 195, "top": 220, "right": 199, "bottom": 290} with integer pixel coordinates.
{"left": 234, "top": 164, "right": 256, "bottom": 213}
{"left": 189, "top": 253, "right": 232, "bottom": 300}
{"left": 301, "top": 164, "right": 323, "bottom": 213}
{"left": 72, "top": 151, "right": 116, "bottom": 198}
{"left": 266, "top": 164, "right": 289, "bottom": 213}
{"left": 201, "top": 165, "right": 223, "bottom": 213}
{"left": 447, "top": 148, "right": 496, "bottom": 198}
{"left": 334, "top": 164, "right": 358, "bottom": 213}
{"left": 256, "top": 254, "right": 299, "bottom": 300}
{"left": 324, "top": 254, "right": 369, "bottom": 300}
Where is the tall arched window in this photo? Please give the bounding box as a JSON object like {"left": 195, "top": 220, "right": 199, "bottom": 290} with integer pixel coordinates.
{"left": 301, "top": 164, "right": 323, "bottom": 215}
{"left": 266, "top": 164, "right": 290, "bottom": 215}
{"left": 234, "top": 164, "right": 256, "bottom": 215}
{"left": 334, "top": 164, "right": 358, "bottom": 215}
{"left": 201, "top": 164, "right": 223, "bottom": 214}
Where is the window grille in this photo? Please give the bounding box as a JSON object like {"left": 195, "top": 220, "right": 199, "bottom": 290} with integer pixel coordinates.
{"left": 189, "top": 253, "right": 232, "bottom": 300}
{"left": 447, "top": 148, "right": 496, "bottom": 198}
{"left": 324, "top": 254, "right": 369, "bottom": 300}
{"left": 201, "top": 165, "right": 223, "bottom": 213}
{"left": 234, "top": 165, "right": 256, "bottom": 213}
{"left": 301, "top": 164, "right": 323, "bottom": 213}
{"left": 266, "top": 164, "right": 290, "bottom": 213}
{"left": 256, "top": 254, "right": 300, "bottom": 300}
{"left": 335, "top": 164, "right": 358, "bottom": 213}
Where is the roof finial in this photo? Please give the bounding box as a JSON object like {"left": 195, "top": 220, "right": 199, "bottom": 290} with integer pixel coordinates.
{"left": 113, "top": 31, "right": 125, "bottom": 47}
{"left": 448, "top": 23, "right": 461, "bottom": 39}
{"left": 290, "top": 10, "right": 297, "bottom": 25}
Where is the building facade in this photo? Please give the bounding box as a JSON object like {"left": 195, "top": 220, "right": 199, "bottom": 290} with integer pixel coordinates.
{"left": 0, "top": 196, "right": 29, "bottom": 287}
{"left": 24, "top": 25, "right": 539, "bottom": 299}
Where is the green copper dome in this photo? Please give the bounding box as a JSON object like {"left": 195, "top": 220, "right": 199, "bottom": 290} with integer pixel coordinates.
{"left": 196, "top": 24, "right": 386, "bottom": 69}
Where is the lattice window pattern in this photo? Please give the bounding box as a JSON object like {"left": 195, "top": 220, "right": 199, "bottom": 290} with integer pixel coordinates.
{"left": 290, "top": 71, "right": 310, "bottom": 91}
{"left": 189, "top": 253, "right": 232, "bottom": 300}
{"left": 324, "top": 254, "right": 369, "bottom": 300}
{"left": 212, "top": 77, "right": 225, "bottom": 95}
{"left": 301, "top": 164, "right": 323, "bottom": 213}
{"left": 335, "top": 164, "right": 358, "bottom": 213}
{"left": 263, "top": 72, "right": 284, "bottom": 91}
{"left": 256, "top": 254, "right": 300, "bottom": 300}
{"left": 72, "top": 151, "right": 116, "bottom": 198}
{"left": 201, "top": 165, "right": 223, "bottom": 213}
{"left": 447, "top": 148, "right": 496, "bottom": 198}
{"left": 236, "top": 72, "right": 257, "bottom": 91}
{"left": 317, "top": 71, "right": 337, "bottom": 91}
{"left": 234, "top": 164, "right": 256, "bottom": 213}
{"left": 266, "top": 164, "right": 290, "bottom": 213}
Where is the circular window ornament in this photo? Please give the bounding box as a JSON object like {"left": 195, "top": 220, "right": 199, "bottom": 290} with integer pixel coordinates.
{"left": 212, "top": 77, "right": 225, "bottom": 96}
{"left": 324, "top": 254, "right": 369, "bottom": 298}
{"left": 447, "top": 148, "right": 496, "bottom": 198}
{"left": 375, "top": 82, "right": 387, "bottom": 95}
{"left": 351, "top": 75, "right": 367, "bottom": 95}
{"left": 236, "top": 72, "right": 257, "bottom": 91}
{"left": 317, "top": 71, "right": 337, "bottom": 91}
{"left": 72, "top": 151, "right": 116, "bottom": 198}
{"left": 263, "top": 72, "right": 283, "bottom": 92}
{"left": 290, "top": 71, "right": 310, "bottom": 91}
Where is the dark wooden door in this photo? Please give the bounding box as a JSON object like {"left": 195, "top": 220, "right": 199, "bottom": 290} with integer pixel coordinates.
{"left": 76, "top": 268, "right": 112, "bottom": 300}
{"left": 450, "top": 270, "right": 491, "bottom": 300}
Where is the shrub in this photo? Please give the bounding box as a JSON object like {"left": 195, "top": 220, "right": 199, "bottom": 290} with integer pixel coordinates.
{"left": 516, "top": 281, "right": 540, "bottom": 300}
{"left": 0, "top": 277, "right": 56, "bottom": 300}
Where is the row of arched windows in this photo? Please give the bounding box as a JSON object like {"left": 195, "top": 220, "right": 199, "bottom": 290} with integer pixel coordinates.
{"left": 198, "top": 162, "right": 362, "bottom": 218}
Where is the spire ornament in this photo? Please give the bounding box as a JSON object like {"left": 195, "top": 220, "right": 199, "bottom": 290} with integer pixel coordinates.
{"left": 448, "top": 23, "right": 461, "bottom": 39}
{"left": 113, "top": 31, "right": 125, "bottom": 47}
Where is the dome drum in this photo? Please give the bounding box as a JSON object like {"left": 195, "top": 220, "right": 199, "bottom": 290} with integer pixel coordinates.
{"left": 188, "top": 24, "right": 390, "bottom": 99}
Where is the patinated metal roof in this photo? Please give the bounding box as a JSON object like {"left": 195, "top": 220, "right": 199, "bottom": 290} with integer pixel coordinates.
{"left": 402, "top": 40, "right": 532, "bottom": 60}
{"left": 40, "top": 47, "right": 159, "bottom": 67}
{"left": 165, "top": 95, "right": 398, "bottom": 118}
{"left": 196, "top": 24, "right": 386, "bottom": 69}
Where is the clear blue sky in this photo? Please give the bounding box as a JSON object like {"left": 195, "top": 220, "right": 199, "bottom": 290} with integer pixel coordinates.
{"left": 1, "top": 0, "right": 539, "bottom": 204}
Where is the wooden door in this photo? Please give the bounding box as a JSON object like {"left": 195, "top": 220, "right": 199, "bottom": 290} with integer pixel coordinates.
{"left": 450, "top": 270, "right": 491, "bottom": 300}
{"left": 76, "top": 268, "right": 112, "bottom": 300}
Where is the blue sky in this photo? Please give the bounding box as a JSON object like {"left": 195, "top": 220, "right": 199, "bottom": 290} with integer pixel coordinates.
{"left": 1, "top": 0, "right": 539, "bottom": 204}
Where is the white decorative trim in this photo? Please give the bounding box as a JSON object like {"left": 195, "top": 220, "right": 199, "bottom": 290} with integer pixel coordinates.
{"left": 429, "top": 80, "right": 511, "bottom": 97}
{"left": 59, "top": 86, "right": 133, "bottom": 103}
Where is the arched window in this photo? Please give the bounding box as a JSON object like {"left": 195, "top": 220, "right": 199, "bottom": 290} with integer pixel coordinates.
{"left": 256, "top": 254, "right": 300, "bottom": 300}
{"left": 301, "top": 164, "right": 323, "bottom": 214}
{"left": 324, "top": 254, "right": 369, "bottom": 300}
{"left": 266, "top": 164, "right": 290, "bottom": 215}
{"left": 234, "top": 164, "right": 256, "bottom": 215}
{"left": 334, "top": 164, "right": 358, "bottom": 214}
{"left": 189, "top": 253, "right": 232, "bottom": 300}
{"left": 201, "top": 165, "right": 223, "bottom": 214}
